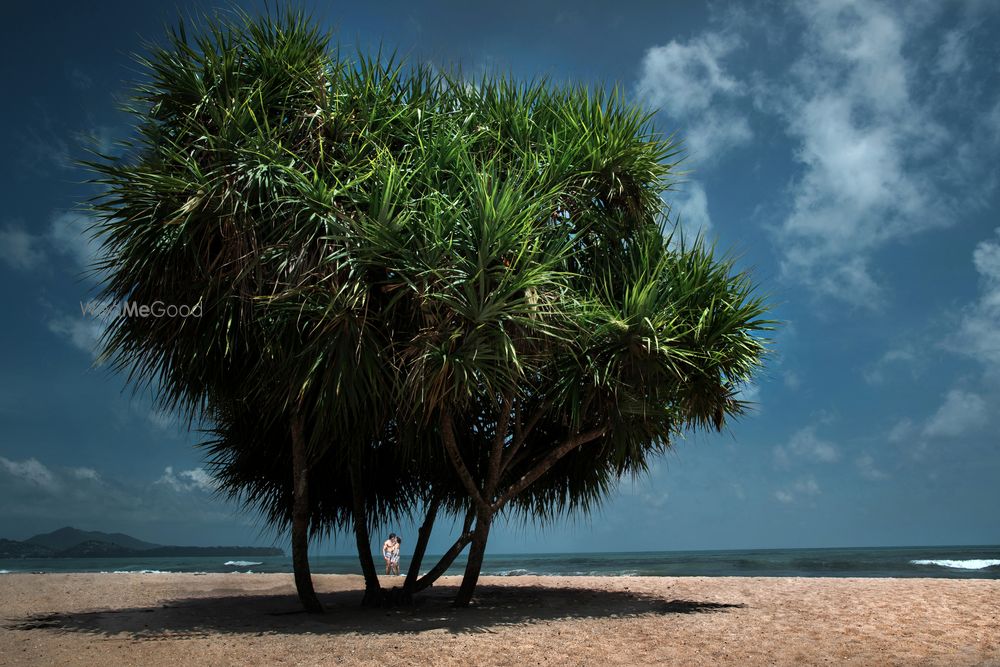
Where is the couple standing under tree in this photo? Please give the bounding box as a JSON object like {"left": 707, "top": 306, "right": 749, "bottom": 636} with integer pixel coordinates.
{"left": 382, "top": 533, "right": 402, "bottom": 575}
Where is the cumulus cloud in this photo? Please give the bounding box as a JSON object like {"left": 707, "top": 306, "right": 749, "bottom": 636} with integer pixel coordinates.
{"left": 637, "top": 32, "right": 752, "bottom": 161}
{"left": 855, "top": 453, "right": 888, "bottom": 481}
{"left": 735, "top": 381, "right": 761, "bottom": 406}
{"left": 771, "top": 1, "right": 956, "bottom": 307}
{"left": 887, "top": 387, "right": 989, "bottom": 462}
{"left": 0, "top": 223, "right": 46, "bottom": 271}
{"left": 667, "top": 181, "right": 713, "bottom": 241}
{"left": 70, "top": 467, "right": 100, "bottom": 481}
{"left": 936, "top": 29, "right": 970, "bottom": 75}
{"left": 774, "top": 475, "right": 821, "bottom": 504}
{"left": 0, "top": 212, "right": 100, "bottom": 274}
{"left": 774, "top": 426, "right": 839, "bottom": 467}
{"left": 922, "top": 389, "right": 988, "bottom": 439}
{"left": 47, "top": 312, "right": 107, "bottom": 359}
{"left": 955, "top": 229, "right": 1000, "bottom": 370}
{"left": 758, "top": 0, "right": 1000, "bottom": 309}
{"left": 864, "top": 346, "right": 919, "bottom": 385}
{"left": 156, "top": 466, "right": 218, "bottom": 493}
{"left": 48, "top": 212, "right": 100, "bottom": 273}
{"left": 0, "top": 455, "right": 234, "bottom": 529}
{"left": 0, "top": 457, "right": 60, "bottom": 493}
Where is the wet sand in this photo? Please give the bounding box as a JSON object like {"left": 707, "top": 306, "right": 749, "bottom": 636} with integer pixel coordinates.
{"left": 1, "top": 573, "right": 998, "bottom": 665}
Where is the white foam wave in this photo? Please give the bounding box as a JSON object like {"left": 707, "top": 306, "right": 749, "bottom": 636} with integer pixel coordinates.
{"left": 911, "top": 559, "right": 1000, "bottom": 570}
{"left": 101, "top": 569, "right": 170, "bottom": 574}
{"left": 494, "top": 568, "right": 532, "bottom": 576}
{"left": 224, "top": 560, "right": 263, "bottom": 567}
{"left": 0, "top": 569, "right": 13, "bottom": 574}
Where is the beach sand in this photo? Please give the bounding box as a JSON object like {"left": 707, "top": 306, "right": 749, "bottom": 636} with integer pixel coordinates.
{"left": 1, "top": 573, "right": 998, "bottom": 665}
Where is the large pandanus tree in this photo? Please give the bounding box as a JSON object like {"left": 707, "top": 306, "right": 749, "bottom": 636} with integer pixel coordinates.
{"left": 88, "top": 9, "right": 345, "bottom": 613}
{"left": 87, "top": 7, "right": 771, "bottom": 613}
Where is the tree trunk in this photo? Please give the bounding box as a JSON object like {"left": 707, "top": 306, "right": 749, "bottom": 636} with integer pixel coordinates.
{"left": 403, "top": 496, "right": 440, "bottom": 596}
{"left": 349, "top": 463, "right": 382, "bottom": 607}
{"left": 452, "top": 512, "right": 492, "bottom": 607}
{"left": 414, "top": 507, "right": 476, "bottom": 593}
{"left": 290, "top": 408, "right": 323, "bottom": 614}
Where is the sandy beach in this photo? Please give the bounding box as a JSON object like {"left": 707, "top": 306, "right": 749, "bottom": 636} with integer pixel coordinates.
{"left": 0, "top": 573, "right": 997, "bottom": 666}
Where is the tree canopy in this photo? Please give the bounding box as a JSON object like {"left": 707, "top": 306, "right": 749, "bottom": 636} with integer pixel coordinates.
{"left": 86, "top": 8, "right": 771, "bottom": 611}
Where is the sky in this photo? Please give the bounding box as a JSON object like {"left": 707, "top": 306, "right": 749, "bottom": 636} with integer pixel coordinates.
{"left": 1, "top": 0, "right": 999, "bottom": 555}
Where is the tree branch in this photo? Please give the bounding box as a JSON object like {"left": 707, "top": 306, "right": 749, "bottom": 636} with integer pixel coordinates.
{"left": 492, "top": 425, "right": 607, "bottom": 513}
{"left": 440, "top": 409, "right": 490, "bottom": 513}
{"left": 499, "top": 399, "right": 549, "bottom": 475}
{"left": 485, "top": 391, "right": 513, "bottom": 496}
{"left": 414, "top": 525, "right": 475, "bottom": 593}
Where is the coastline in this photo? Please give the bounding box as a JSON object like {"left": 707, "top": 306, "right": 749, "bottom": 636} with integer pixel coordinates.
{"left": 2, "top": 573, "right": 998, "bottom": 665}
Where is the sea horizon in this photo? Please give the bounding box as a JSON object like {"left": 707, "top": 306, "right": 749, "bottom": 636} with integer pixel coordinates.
{"left": 4, "top": 544, "right": 998, "bottom": 579}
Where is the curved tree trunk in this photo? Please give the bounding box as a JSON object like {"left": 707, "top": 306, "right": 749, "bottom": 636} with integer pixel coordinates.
{"left": 349, "top": 463, "right": 383, "bottom": 607}
{"left": 403, "top": 495, "right": 440, "bottom": 597}
{"left": 452, "top": 512, "right": 491, "bottom": 608}
{"left": 290, "top": 408, "right": 323, "bottom": 613}
{"left": 414, "top": 507, "right": 476, "bottom": 593}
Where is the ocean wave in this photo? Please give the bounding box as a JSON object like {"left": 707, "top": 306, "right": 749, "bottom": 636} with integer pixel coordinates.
{"left": 494, "top": 568, "right": 533, "bottom": 576}
{"left": 910, "top": 559, "right": 1000, "bottom": 570}
{"left": 224, "top": 560, "right": 263, "bottom": 567}
{"left": 101, "top": 569, "right": 170, "bottom": 574}
{"left": 0, "top": 569, "right": 13, "bottom": 574}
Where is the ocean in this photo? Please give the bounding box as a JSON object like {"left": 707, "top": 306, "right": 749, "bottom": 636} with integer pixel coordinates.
{"left": 2, "top": 545, "right": 999, "bottom": 578}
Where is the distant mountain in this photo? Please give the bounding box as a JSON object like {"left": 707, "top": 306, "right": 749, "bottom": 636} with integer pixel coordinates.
{"left": 26, "top": 527, "right": 161, "bottom": 552}
{"left": 1, "top": 527, "right": 284, "bottom": 559}
{"left": 141, "top": 546, "right": 284, "bottom": 557}
{"left": 56, "top": 540, "right": 136, "bottom": 558}
{"left": 0, "top": 538, "right": 54, "bottom": 558}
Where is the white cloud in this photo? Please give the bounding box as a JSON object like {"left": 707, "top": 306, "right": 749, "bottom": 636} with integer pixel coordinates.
{"left": 0, "top": 223, "right": 46, "bottom": 271}
{"left": 0, "top": 456, "right": 59, "bottom": 493}
{"left": 148, "top": 409, "right": 179, "bottom": 431}
{"left": 0, "top": 457, "right": 59, "bottom": 493}
{"left": 864, "top": 346, "right": 918, "bottom": 385}
{"left": 680, "top": 109, "right": 752, "bottom": 164}
{"left": 156, "top": 466, "right": 217, "bottom": 493}
{"left": 0, "top": 212, "right": 100, "bottom": 274}
{"left": 955, "top": 229, "right": 1000, "bottom": 369}
{"left": 887, "top": 418, "right": 915, "bottom": 444}
{"left": 735, "top": 381, "right": 761, "bottom": 406}
{"left": 783, "top": 371, "right": 801, "bottom": 390}
{"left": 70, "top": 467, "right": 100, "bottom": 481}
{"left": 638, "top": 33, "right": 742, "bottom": 116}
{"left": 47, "top": 313, "right": 105, "bottom": 358}
{"left": 0, "top": 457, "right": 241, "bottom": 530}
{"left": 772, "top": 1, "right": 961, "bottom": 308}
{"left": 637, "top": 32, "right": 752, "bottom": 161}
{"left": 855, "top": 453, "right": 888, "bottom": 481}
{"left": 774, "top": 426, "right": 839, "bottom": 467}
{"left": 48, "top": 212, "right": 99, "bottom": 272}
{"left": 774, "top": 475, "right": 821, "bottom": 503}
{"left": 936, "top": 29, "right": 970, "bottom": 75}
{"left": 667, "top": 181, "right": 713, "bottom": 241}
{"left": 922, "top": 389, "right": 988, "bottom": 439}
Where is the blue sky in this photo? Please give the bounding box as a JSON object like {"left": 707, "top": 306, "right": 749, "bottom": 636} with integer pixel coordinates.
{"left": 1, "top": 0, "right": 999, "bottom": 554}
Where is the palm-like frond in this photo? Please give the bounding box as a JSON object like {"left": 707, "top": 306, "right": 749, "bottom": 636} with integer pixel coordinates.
{"left": 85, "top": 7, "right": 772, "bottom": 550}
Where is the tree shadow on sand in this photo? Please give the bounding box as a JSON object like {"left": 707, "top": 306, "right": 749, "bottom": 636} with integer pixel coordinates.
{"left": 6, "top": 583, "right": 746, "bottom": 639}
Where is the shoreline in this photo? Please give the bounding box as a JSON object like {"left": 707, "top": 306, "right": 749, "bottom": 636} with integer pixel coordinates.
{"left": 2, "top": 573, "right": 999, "bottom": 665}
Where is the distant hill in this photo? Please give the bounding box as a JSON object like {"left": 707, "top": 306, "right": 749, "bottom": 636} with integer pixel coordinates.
{"left": 1, "top": 527, "right": 284, "bottom": 558}
{"left": 26, "top": 527, "right": 161, "bottom": 552}
{"left": 0, "top": 538, "right": 54, "bottom": 558}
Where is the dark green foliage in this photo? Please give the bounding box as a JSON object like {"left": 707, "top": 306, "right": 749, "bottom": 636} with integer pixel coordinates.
{"left": 86, "top": 7, "right": 771, "bottom": 600}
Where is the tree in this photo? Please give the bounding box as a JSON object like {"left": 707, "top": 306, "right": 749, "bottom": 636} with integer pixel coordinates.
{"left": 88, "top": 7, "right": 770, "bottom": 612}
{"left": 88, "top": 8, "right": 340, "bottom": 613}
